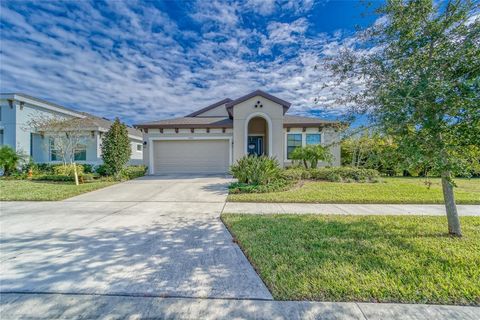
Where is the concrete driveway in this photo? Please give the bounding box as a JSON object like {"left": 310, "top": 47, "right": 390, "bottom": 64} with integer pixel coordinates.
{"left": 0, "top": 175, "right": 272, "bottom": 300}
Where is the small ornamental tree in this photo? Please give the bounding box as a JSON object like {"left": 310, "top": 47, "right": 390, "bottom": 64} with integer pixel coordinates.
{"left": 28, "top": 116, "right": 92, "bottom": 185}
{"left": 323, "top": 0, "right": 480, "bottom": 236}
{"left": 291, "top": 145, "right": 333, "bottom": 169}
{"left": 101, "top": 118, "right": 131, "bottom": 177}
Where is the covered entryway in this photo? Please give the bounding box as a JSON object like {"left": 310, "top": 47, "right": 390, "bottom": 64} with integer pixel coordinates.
{"left": 152, "top": 139, "right": 230, "bottom": 174}
{"left": 246, "top": 116, "right": 270, "bottom": 156}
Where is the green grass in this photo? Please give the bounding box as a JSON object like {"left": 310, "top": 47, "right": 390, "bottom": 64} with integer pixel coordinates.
{"left": 0, "top": 179, "right": 117, "bottom": 201}
{"left": 222, "top": 214, "right": 480, "bottom": 305}
{"left": 228, "top": 177, "right": 480, "bottom": 204}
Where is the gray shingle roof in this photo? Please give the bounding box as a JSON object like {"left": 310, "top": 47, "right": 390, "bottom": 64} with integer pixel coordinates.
{"left": 136, "top": 117, "right": 233, "bottom": 128}
{"left": 135, "top": 114, "right": 340, "bottom": 129}
{"left": 186, "top": 98, "right": 232, "bottom": 117}
{"left": 83, "top": 116, "right": 143, "bottom": 138}
{"left": 283, "top": 115, "right": 339, "bottom": 125}
{"left": 134, "top": 91, "right": 341, "bottom": 129}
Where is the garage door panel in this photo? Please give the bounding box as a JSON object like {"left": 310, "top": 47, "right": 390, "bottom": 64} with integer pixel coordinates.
{"left": 153, "top": 140, "right": 229, "bottom": 174}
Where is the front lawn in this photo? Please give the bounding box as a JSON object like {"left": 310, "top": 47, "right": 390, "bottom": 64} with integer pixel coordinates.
{"left": 0, "top": 179, "right": 117, "bottom": 201}
{"left": 222, "top": 214, "right": 480, "bottom": 305}
{"left": 228, "top": 177, "right": 480, "bottom": 204}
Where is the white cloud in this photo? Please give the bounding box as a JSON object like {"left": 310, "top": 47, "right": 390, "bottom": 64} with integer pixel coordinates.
{"left": 245, "top": 0, "right": 276, "bottom": 15}
{"left": 0, "top": 0, "right": 361, "bottom": 124}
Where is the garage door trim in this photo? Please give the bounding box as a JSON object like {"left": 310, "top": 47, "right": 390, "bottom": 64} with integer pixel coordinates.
{"left": 148, "top": 136, "right": 233, "bottom": 174}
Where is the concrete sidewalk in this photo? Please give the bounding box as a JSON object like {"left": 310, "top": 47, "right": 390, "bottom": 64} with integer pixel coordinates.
{"left": 1, "top": 293, "right": 479, "bottom": 320}
{"left": 223, "top": 203, "right": 480, "bottom": 215}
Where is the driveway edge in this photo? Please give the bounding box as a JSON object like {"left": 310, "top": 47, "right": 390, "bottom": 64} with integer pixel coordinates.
{"left": 1, "top": 293, "right": 478, "bottom": 320}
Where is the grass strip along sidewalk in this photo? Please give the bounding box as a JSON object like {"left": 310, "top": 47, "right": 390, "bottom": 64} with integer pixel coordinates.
{"left": 222, "top": 214, "right": 480, "bottom": 305}
{"left": 0, "top": 179, "right": 117, "bottom": 201}
{"left": 228, "top": 178, "right": 480, "bottom": 204}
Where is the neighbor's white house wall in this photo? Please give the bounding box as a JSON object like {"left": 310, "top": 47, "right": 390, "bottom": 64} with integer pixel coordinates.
{"left": 141, "top": 128, "right": 234, "bottom": 167}
{"left": 31, "top": 132, "right": 99, "bottom": 164}
{"left": 0, "top": 98, "right": 72, "bottom": 156}
{"left": 283, "top": 127, "right": 341, "bottom": 167}
{"left": 0, "top": 96, "right": 144, "bottom": 165}
{"left": 129, "top": 138, "right": 144, "bottom": 165}
{"left": 232, "top": 96, "right": 284, "bottom": 165}
{"left": 0, "top": 99, "right": 17, "bottom": 148}
{"left": 95, "top": 132, "right": 144, "bottom": 165}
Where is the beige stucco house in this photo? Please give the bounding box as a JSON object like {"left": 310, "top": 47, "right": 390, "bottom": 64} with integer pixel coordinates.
{"left": 135, "top": 90, "right": 342, "bottom": 175}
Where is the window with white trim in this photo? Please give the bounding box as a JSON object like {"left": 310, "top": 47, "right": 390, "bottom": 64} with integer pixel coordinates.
{"left": 287, "top": 133, "right": 302, "bottom": 159}
{"left": 50, "top": 138, "right": 60, "bottom": 161}
{"left": 74, "top": 144, "right": 87, "bottom": 161}
{"left": 306, "top": 133, "right": 321, "bottom": 145}
{"left": 50, "top": 138, "right": 87, "bottom": 161}
{"left": 137, "top": 144, "right": 142, "bottom": 151}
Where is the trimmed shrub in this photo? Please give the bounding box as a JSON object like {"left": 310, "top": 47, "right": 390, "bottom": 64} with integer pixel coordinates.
{"left": 230, "top": 155, "right": 283, "bottom": 185}
{"left": 309, "top": 167, "right": 380, "bottom": 182}
{"left": 82, "top": 164, "right": 95, "bottom": 174}
{"left": 32, "top": 174, "right": 74, "bottom": 182}
{"left": 282, "top": 167, "right": 380, "bottom": 183}
{"left": 228, "top": 179, "right": 291, "bottom": 194}
{"left": 79, "top": 173, "right": 95, "bottom": 183}
{"left": 282, "top": 167, "right": 311, "bottom": 181}
{"left": 120, "top": 165, "right": 147, "bottom": 180}
{"left": 53, "top": 164, "right": 85, "bottom": 177}
{"left": 31, "top": 163, "right": 55, "bottom": 175}
{"left": 95, "top": 164, "right": 109, "bottom": 176}
{"left": 0, "top": 145, "right": 24, "bottom": 176}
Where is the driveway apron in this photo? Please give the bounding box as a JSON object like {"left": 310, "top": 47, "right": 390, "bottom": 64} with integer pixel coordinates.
{"left": 0, "top": 175, "right": 272, "bottom": 300}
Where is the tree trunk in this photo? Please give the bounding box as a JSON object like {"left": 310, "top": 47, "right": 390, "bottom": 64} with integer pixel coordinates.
{"left": 441, "top": 171, "right": 461, "bottom": 237}
{"left": 73, "top": 162, "right": 79, "bottom": 186}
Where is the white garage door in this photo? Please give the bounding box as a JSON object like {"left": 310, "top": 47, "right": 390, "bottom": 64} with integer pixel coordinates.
{"left": 153, "top": 139, "right": 230, "bottom": 174}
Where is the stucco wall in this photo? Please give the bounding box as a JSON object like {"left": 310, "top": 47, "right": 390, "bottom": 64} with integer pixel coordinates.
{"left": 283, "top": 127, "right": 341, "bottom": 167}
{"left": 0, "top": 99, "right": 71, "bottom": 156}
{"left": 0, "top": 100, "right": 17, "bottom": 148}
{"left": 0, "top": 97, "right": 143, "bottom": 165}
{"left": 232, "top": 96, "right": 284, "bottom": 164}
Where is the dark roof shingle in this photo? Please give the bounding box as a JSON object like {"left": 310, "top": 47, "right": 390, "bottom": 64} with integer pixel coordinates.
{"left": 136, "top": 117, "right": 233, "bottom": 128}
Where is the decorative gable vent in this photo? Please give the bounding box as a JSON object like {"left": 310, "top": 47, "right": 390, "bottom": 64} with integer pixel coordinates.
{"left": 254, "top": 101, "right": 263, "bottom": 108}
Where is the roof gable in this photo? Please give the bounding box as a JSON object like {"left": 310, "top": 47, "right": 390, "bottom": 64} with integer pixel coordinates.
{"left": 225, "top": 90, "right": 291, "bottom": 117}
{"left": 186, "top": 98, "right": 232, "bottom": 117}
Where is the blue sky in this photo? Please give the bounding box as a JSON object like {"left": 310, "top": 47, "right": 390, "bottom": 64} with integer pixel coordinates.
{"left": 0, "top": 0, "right": 382, "bottom": 125}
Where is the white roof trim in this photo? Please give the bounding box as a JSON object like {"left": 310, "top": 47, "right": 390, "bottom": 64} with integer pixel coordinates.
{"left": 0, "top": 93, "right": 86, "bottom": 118}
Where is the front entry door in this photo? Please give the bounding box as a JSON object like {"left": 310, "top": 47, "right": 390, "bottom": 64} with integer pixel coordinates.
{"left": 248, "top": 136, "right": 263, "bottom": 156}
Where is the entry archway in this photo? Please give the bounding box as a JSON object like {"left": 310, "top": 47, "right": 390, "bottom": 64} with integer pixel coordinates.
{"left": 244, "top": 112, "right": 273, "bottom": 157}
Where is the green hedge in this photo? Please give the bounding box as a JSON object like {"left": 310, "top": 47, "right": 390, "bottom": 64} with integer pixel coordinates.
{"left": 53, "top": 164, "right": 85, "bottom": 177}
{"left": 120, "top": 165, "right": 147, "bottom": 180}
{"left": 284, "top": 167, "right": 380, "bottom": 183}
{"left": 228, "top": 180, "right": 291, "bottom": 194}
{"left": 32, "top": 174, "right": 74, "bottom": 182}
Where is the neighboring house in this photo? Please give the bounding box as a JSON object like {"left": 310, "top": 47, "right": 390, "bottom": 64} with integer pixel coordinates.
{"left": 0, "top": 93, "right": 143, "bottom": 165}
{"left": 135, "top": 90, "right": 342, "bottom": 174}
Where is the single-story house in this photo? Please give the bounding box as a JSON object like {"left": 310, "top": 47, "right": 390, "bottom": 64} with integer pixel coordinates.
{"left": 135, "top": 90, "right": 342, "bottom": 175}
{"left": 0, "top": 93, "right": 143, "bottom": 165}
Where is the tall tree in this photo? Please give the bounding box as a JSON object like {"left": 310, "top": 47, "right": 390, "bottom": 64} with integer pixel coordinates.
{"left": 324, "top": 0, "right": 480, "bottom": 236}
{"left": 101, "top": 118, "right": 131, "bottom": 177}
